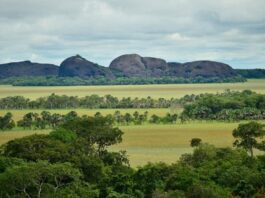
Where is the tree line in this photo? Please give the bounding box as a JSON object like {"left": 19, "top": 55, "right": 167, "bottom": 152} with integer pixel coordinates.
{"left": 0, "top": 76, "right": 246, "bottom": 86}
{"left": 0, "top": 111, "right": 179, "bottom": 131}
{"left": 236, "top": 69, "right": 265, "bottom": 79}
{"left": 182, "top": 90, "right": 265, "bottom": 121}
{"left": 0, "top": 92, "right": 216, "bottom": 110}
{"left": 0, "top": 94, "right": 181, "bottom": 109}
{"left": 0, "top": 116, "right": 264, "bottom": 197}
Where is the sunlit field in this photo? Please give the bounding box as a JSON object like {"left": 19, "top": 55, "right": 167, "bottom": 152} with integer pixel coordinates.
{"left": 114, "top": 122, "right": 255, "bottom": 166}
{"left": 1, "top": 121, "right": 263, "bottom": 167}
{"left": 0, "top": 79, "right": 264, "bottom": 99}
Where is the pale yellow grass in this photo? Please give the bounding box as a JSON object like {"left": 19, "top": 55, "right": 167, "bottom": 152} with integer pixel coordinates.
{"left": 0, "top": 79, "right": 264, "bottom": 99}
{"left": 0, "top": 122, "right": 263, "bottom": 167}
{"left": 113, "top": 122, "right": 237, "bottom": 166}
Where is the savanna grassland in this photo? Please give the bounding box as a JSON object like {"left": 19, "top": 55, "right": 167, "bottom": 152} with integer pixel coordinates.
{"left": 0, "top": 79, "right": 265, "bottom": 99}
{"left": 1, "top": 121, "right": 264, "bottom": 167}
{"left": 0, "top": 122, "right": 239, "bottom": 166}
{"left": 0, "top": 79, "right": 265, "bottom": 166}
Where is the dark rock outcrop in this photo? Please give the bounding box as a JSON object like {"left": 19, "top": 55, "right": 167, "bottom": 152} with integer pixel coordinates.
{"left": 168, "top": 60, "right": 237, "bottom": 78}
{"left": 109, "top": 54, "right": 237, "bottom": 78}
{"left": 109, "top": 54, "right": 168, "bottom": 77}
{"left": 0, "top": 54, "right": 240, "bottom": 80}
{"left": 0, "top": 61, "right": 58, "bottom": 79}
{"left": 59, "top": 55, "right": 113, "bottom": 78}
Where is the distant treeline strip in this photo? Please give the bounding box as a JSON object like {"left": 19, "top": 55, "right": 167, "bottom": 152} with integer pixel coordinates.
{"left": 0, "top": 76, "right": 246, "bottom": 86}
{"left": 0, "top": 93, "right": 194, "bottom": 109}
{"left": 236, "top": 69, "right": 265, "bottom": 79}
{"left": 0, "top": 110, "right": 179, "bottom": 131}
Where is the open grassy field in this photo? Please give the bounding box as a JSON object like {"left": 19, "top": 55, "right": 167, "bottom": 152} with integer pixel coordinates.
{"left": 0, "top": 79, "right": 265, "bottom": 99}
{"left": 1, "top": 121, "right": 263, "bottom": 167}
{"left": 114, "top": 122, "right": 245, "bottom": 166}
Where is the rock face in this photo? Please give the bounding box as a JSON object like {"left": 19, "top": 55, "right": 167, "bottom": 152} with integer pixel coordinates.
{"left": 0, "top": 61, "right": 58, "bottom": 79}
{"left": 109, "top": 54, "right": 237, "bottom": 78}
{"left": 168, "top": 60, "right": 237, "bottom": 78}
{"left": 59, "top": 55, "right": 113, "bottom": 78}
{"left": 109, "top": 54, "right": 168, "bottom": 77}
{"left": 0, "top": 54, "right": 240, "bottom": 80}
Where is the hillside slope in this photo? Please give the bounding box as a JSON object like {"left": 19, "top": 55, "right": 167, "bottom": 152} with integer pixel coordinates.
{"left": 0, "top": 61, "right": 58, "bottom": 79}
{"left": 59, "top": 55, "right": 114, "bottom": 78}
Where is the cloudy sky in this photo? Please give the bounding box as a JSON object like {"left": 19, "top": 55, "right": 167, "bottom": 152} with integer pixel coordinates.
{"left": 0, "top": 0, "right": 265, "bottom": 68}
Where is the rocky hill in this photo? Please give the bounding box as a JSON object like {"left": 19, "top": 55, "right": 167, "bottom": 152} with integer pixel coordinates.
{"left": 168, "top": 60, "right": 237, "bottom": 78}
{"left": 0, "top": 61, "right": 58, "bottom": 79}
{"left": 109, "top": 54, "right": 168, "bottom": 77}
{"left": 109, "top": 54, "right": 237, "bottom": 78}
{"left": 0, "top": 54, "right": 242, "bottom": 79}
{"left": 59, "top": 55, "right": 114, "bottom": 78}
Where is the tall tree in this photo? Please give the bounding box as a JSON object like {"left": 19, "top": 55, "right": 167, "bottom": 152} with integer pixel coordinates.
{"left": 233, "top": 121, "right": 265, "bottom": 158}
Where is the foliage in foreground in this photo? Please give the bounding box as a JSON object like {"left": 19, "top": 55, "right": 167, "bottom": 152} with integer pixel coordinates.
{"left": 0, "top": 116, "right": 264, "bottom": 197}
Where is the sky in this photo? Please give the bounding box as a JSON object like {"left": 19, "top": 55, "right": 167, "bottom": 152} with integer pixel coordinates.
{"left": 0, "top": 0, "right": 265, "bottom": 68}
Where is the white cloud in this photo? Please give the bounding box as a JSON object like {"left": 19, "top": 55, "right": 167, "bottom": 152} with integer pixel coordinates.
{"left": 167, "top": 33, "right": 191, "bottom": 42}
{"left": 0, "top": 0, "right": 264, "bottom": 68}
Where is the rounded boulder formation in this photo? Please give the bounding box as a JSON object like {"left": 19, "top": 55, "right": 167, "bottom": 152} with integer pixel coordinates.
{"left": 59, "top": 55, "right": 113, "bottom": 78}
{"left": 109, "top": 54, "right": 168, "bottom": 77}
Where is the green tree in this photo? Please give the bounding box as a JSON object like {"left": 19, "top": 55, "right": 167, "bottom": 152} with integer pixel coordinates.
{"left": 124, "top": 113, "right": 133, "bottom": 125}
{"left": 233, "top": 180, "right": 255, "bottom": 198}
{"left": 0, "top": 112, "right": 15, "bottom": 131}
{"left": 2, "top": 134, "right": 71, "bottom": 163}
{"left": 17, "top": 112, "right": 35, "bottom": 129}
{"left": 49, "top": 128, "right": 77, "bottom": 143}
{"left": 149, "top": 114, "right": 160, "bottom": 124}
{"left": 0, "top": 161, "right": 83, "bottom": 198}
{"left": 190, "top": 138, "right": 202, "bottom": 147}
{"left": 233, "top": 122, "right": 265, "bottom": 158}
{"left": 62, "top": 117, "right": 123, "bottom": 156}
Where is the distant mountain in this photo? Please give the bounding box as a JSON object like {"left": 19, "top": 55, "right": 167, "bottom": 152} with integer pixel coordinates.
{"left": 0, "top": 54, "right": 252, "bottom": 80}
{"left": 0, "top": 61, "right": 58, "bottom": 79}
{"left": 59, "top": 55, "right": 114, "bottom": 78}
{"left": 168, "top": 60, "right": 237, "bottom": 78}
{"left": 109, "top": 54, "right": 238, "bottom": 78}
